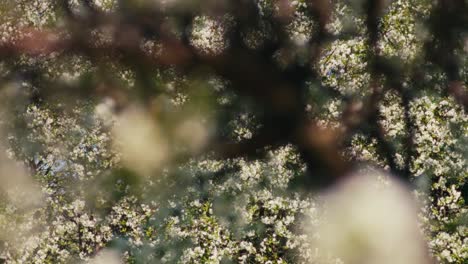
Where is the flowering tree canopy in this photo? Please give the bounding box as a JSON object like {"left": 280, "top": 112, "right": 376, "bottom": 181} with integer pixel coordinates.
{"left": 0, "top": 0, "right": 466, "bottom": 263}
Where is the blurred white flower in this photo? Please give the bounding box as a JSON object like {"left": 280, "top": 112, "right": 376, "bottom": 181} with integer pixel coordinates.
{"left": 310, "top": 169, "right": 430, "bottom": 264}
{"left": 175, "top": 116, "right": 211, "bottom": 153}
{"left": 88, "top": 249, "right": 122, "bottom": 264}
{"left": 0, "top": 143, "right": 43, "bottom": 209}
{"left": 112, "top": 106, "right": 169, "bottom": 176}
{"left": 95, "top": 97, "right": 116, "bottom": 123}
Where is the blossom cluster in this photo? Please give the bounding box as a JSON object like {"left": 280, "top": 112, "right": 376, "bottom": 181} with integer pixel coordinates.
{"left": 0, "top": 0, "right": 466, "bottom": 263}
